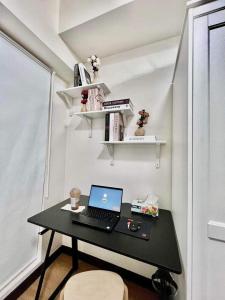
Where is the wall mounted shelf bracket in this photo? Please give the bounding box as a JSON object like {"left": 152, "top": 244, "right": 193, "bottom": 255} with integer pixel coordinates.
{"left": 101, "top": 141, "right": 165, "bottom": 168}
{"left": 57, "top": 91, "right": 73, "bottom": 109}
{"left": 79, "top": 115, "right": 92, "bottom": 138}
{"left": 155, "top": 143, "right": 161, "bottom": 169}
{"left": 106, "top": 144, "right": 114, "bottom": 166}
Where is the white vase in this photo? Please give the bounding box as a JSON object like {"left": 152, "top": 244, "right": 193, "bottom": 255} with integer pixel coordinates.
{"left": 135, "top": 127, "right": 145, "bottom": 136}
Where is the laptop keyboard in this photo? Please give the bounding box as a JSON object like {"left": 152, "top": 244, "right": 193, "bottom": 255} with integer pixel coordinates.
{"left": 82, "top": 207, "right": 115, "bottom": 220}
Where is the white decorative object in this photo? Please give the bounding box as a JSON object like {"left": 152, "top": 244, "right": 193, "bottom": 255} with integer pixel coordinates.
{"left": 87, "top": 55, "right": 101, "bottom": 83}
{"left": 135, "top": 109, "right": 150, "bottom": 136}
{"left": 78, "top": 63, "right": 91, "bottom": 85}
{"left": 61, "top": 204, "right": 85, "bottom": 213}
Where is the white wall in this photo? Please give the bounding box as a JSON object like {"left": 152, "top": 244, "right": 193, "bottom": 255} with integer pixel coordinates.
{"left": 1, "top": 0, "right": 78, "bottom": 69}
{"left": 59, "top": 0, "right": 134, "bottom": 33}
{"left": 172, "top": 19, "right": 189, "bottom": 300}
{"left": 62, "top": 38, "right": 178, "bottom": 277}
{"left": 0, "top": 3, "right": 75, "bottom": 83}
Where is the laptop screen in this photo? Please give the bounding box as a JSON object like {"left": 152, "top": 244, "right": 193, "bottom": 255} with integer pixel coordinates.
{"left": 89, "top": 185, "right": 123, "bottom": 212}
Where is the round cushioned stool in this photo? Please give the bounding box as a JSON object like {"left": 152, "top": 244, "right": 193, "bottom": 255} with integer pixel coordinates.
{"left": 60, "top": 270, "right": 128, "bottom": 300}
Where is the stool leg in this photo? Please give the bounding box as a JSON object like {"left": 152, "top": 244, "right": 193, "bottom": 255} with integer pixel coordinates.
{"left": 48, "top": 268, "right": 74, "bottom": 300}
{"left": 72, "top": 237, "right": 78, "bottom": 270}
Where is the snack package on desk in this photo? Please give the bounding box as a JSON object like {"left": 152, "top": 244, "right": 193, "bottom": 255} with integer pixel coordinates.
{"left": 131, "top": 193, "right": 159, "bottom": 217}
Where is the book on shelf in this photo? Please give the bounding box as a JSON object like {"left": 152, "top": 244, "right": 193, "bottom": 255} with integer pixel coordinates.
{"left": 105, "top": 113, "right": 110, "bottom": 141}
{"left": 74, "top": 64, "right": 82, "bottom": 87}
{"left": 103, "top": 98, "right": 134, "bottom": 108}
{"left": 105, "top": 112, "right": 124, "bottom": 142}
{"left": 124, "top": 136, "right": 157, "bottom": 142}
{"left": 102, "top": 103, "right": 133, "bottom": 112}
{"left": 109, "top": 113, "right": 115, "bottom": 142}
{"left": 87, "top": 88, "right": 105, "bottom": 111}
{"left": 118, "top": 113, "right": 125, "bottom": 141}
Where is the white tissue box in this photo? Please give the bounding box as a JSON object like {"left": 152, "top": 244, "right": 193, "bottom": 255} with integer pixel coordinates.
{"left": 131, "top": 196, "right": 159, "bottom": 217}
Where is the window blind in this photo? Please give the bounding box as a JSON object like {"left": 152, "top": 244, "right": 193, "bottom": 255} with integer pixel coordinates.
{"left": 0, "top": 33, "right": 51, "bottom": 290}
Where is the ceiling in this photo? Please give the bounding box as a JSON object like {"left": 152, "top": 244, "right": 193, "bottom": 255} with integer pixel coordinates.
{"left": 59, "top": 0, "right": 134, "bottom": 33}
{"left": 59, "top": 0, "right": 186, "bottom": 62}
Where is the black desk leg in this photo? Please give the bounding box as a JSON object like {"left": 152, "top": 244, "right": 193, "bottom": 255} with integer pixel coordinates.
{"left": 35, "top": 234, "right": 79, "bottom": 300}
{"left": 35, "top": 230, "right": 55, "bottom": 300}
{"left": 48, "top": 238, "right": 79, "bottom": 299}
{"left": 72, "top": 237, "right": 79, "bottom": 270}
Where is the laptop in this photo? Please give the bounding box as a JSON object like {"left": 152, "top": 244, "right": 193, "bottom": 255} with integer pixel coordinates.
{"left": 72, "top": 185, "right": 123, "bottom": 232}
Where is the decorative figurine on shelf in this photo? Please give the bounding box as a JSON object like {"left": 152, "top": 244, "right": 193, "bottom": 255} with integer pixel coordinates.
{"left": 70, "top": 188, "right": 81, "bottom": 210}
{"left": 80, "top": 89, "right": 88, "bottom": 112}
{"left": 135, "top": 109, "right": 150, "bottom": 136}
{"left": 87, "top": 55, "right": 101, "bottom": 83}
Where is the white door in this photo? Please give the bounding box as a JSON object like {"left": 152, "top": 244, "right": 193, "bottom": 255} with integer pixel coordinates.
{"left": 192, "top": 9, "right": 225, "bottom": 300}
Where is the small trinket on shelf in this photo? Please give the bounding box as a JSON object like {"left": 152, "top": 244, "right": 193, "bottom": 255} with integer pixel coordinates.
{"left": 80, "top": 89, "right": 88, "bottom": 112}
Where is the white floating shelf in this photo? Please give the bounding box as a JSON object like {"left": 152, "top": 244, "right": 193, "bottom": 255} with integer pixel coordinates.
{"left": 57, "top": 82, "right": 110, "bottom": 100}
{"left": 72, "top": 107, "right": 134, "bottom": 138}
{"left": 100, "top": 139, "right": 166, "bottom": 168}
{"left": 100, "top": 140, "right": 166, "bottom": 145}
{"left": 73, "top": 107, "right": 134, "bottom": 119}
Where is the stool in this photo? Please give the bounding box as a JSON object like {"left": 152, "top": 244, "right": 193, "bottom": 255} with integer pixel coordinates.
{"left": 59, "top": 270, "right": 128, "bottom": 300}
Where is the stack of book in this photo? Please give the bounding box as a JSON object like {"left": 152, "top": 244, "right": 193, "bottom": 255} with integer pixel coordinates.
{"left": 102, "top": 98, "right": 133, "bottom": 112}
{"left": 86, "top": 88, "right": 104, "bottom": 111}
{"left": 105, "top": 112, "right": 124, "bottom": 141}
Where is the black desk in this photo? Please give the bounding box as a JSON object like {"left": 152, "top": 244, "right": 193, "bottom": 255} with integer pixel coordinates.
{"left": 28, "top": 196, "right": 181, "bottom": 299}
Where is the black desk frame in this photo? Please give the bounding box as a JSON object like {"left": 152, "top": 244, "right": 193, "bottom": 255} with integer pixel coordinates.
{"left": 35, "top": 231, "right": 79, "bottom": 300}
{"left": 28, "top": 198, "right": 182, "bottom": 300}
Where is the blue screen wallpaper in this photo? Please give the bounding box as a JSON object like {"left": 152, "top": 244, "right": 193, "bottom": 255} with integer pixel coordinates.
{"left": 89, "top": 186, "right": 122, "bottom": 212}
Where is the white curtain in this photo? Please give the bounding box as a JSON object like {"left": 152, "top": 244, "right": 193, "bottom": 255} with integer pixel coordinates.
{"left": 0, "top": 33, "right": 51, "bottom": 289}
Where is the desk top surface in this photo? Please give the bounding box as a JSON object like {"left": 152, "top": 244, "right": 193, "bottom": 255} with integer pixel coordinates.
{"left": 28, "top": 196, "right": 182, "bottom": 274}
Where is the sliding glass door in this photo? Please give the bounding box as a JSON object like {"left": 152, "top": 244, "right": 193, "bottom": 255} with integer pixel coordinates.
{"left": 0, "top": 33, "right": 51, "bottom": 292}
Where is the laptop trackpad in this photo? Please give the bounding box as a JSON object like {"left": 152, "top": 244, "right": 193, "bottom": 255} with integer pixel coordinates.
{"left": 72, "top": 215, "right": 113, "bottom": 231}
{"left": 78, "top": 215, "right": 103, "bottom": 224}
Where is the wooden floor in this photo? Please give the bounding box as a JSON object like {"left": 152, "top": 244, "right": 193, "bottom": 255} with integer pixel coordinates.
{"left": 18, "top": 254, "right": 159, "bottom": 300}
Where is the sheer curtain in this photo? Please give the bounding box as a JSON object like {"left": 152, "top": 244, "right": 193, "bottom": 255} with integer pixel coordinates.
{"left": 0, "top": 33, "right": 51, "bottom": 290}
